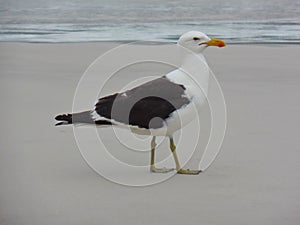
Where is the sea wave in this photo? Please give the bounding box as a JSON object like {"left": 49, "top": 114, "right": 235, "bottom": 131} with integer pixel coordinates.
{"left": 0, "top": 20, "right": 299, "bottom": 44}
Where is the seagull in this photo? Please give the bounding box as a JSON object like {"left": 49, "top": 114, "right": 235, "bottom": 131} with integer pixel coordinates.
{"left": 55, "top": 31, "right": 226, "bottom": 175}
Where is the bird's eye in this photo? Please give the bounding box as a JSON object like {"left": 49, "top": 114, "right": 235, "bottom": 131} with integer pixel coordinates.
{"left": 193, "top": 37, "right": 200, "bottom": 41}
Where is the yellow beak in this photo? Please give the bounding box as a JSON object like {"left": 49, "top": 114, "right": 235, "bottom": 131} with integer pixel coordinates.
{"left": 202, "top": 38, "right": 226, "bottom": 47}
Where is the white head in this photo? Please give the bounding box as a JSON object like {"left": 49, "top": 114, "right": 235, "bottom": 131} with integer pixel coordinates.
{"left": 178, "top": 31, "right": 226, "bottom": 53}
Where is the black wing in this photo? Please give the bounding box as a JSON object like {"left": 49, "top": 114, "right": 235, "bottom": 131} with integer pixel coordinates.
{"left": 95, "top": 77, "right": 190, "bottom": 129}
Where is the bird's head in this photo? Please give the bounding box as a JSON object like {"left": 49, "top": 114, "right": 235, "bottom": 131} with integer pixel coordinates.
{"left": 178, "top": 31, "right": 226, "bottom": 53}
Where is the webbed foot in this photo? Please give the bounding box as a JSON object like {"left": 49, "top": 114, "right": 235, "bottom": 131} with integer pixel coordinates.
{"left": 177, "top": 169, "right": 202, "bottom": 175}
{"left": 151, "top": 166, "right": 175, "bottom": 173}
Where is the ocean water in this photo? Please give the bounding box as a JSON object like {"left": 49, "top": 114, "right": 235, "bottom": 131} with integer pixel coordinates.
{"left": 0, "top": 0, "right": 299, "bottom": 43}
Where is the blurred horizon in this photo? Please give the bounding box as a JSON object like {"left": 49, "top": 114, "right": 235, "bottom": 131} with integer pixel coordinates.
{"left": 0, "top": 0, "right": 300, "bottom": 43}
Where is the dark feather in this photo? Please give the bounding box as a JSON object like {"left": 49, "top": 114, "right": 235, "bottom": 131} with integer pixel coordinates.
{"left": 55, "top": 111, "right": 112, "bottom": 126}
{"left": 95, "top": 77, "right": 190, "bottom": 129}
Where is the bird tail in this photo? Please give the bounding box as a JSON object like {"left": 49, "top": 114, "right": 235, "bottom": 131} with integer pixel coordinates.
{"left": 55, "top": 113, "right": 73, "bottom": 126}
{"left": 55, "top": 111, "right": 112, "bottom": 126}
{"left": 55, "top": 110, "right": 94, "bottom": 126}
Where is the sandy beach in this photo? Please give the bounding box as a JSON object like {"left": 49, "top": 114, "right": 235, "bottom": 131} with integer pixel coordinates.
{"left": 0, "top": 42, "right": 300, "bottom": 225}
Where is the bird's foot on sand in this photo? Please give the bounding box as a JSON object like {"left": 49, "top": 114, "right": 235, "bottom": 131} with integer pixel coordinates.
{"left": 177, "top": 168, "right": 202, "bottom": 175}
{"left": 150, "top": 166, "right": 175, "bottom": 173}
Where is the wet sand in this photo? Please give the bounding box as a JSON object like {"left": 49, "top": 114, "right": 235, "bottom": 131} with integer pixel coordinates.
{"left": 0, "top": 42, "right": 299, "bottom": 225}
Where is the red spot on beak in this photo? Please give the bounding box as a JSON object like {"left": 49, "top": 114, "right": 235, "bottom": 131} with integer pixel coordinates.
{"left": 218, "top": 42, "right": 226, "bottom": 47}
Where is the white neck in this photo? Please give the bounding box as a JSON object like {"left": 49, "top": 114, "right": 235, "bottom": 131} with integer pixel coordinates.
{"left": 180, "top": 52, "right": 210, "bottom": 95}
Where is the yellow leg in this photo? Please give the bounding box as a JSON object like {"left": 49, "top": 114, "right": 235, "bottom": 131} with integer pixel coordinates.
{"left": 169, "top": 137, "right": 201, "bottom": 175}
{"left": 150, "top": 136, "right": 156, "bottom": 167}
{"left": 150, "top": 136, "right": 174, "bottom": 173}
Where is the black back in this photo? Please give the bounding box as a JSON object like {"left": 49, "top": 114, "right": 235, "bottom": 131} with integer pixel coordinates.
{"left": 95, "top": 77, "right": 190, "bottom": 129}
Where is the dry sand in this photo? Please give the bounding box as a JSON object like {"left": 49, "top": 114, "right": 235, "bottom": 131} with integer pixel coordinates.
{"left": 0, "top": 42, "right": 300, "bottom": 225}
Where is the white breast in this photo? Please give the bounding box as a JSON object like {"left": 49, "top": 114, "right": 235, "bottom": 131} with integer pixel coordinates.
{"left": 162, "top": 54, "right": 210, "bottom": 135}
